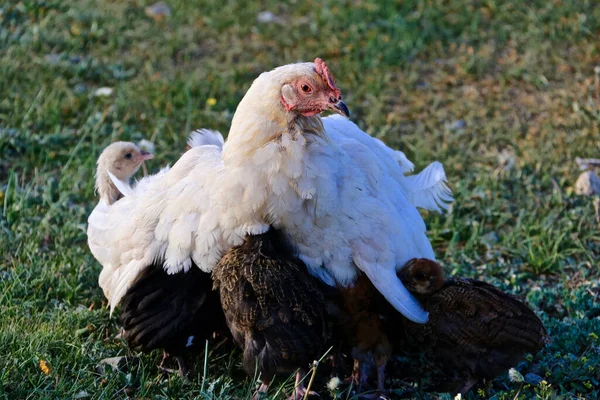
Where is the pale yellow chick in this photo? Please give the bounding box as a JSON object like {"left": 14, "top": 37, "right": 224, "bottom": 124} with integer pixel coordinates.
{"left": 94, "top": 142, "right": 153, "bottom": 205}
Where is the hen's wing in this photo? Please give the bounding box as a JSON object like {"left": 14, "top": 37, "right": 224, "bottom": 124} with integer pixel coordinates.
{"left": 332, "top": 137, "right": 435, "bottom": 323}
{"left": 294, "top": 118, "right": 437, "bottom": 322}
{"left": 322, "top": 115, "right": 452, "bottom": 211}
{"left": 88, "top": 145, "right": 236, "bottom": 311}
{"left": 119, "top": 259, "right": 225, "bottom": 354}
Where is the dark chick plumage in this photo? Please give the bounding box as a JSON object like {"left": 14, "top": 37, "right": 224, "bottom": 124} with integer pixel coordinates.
{"left": 384, "top": 258, "right": 550, "bottom": 394}
{"left": 338, "top": 274, "right": 392, "bottom": 396}
{"left": 119, "top": 260, "right": 226, "bottom": 376}
{"left": 212, "top": 229, "right": 329, "bottom": 398}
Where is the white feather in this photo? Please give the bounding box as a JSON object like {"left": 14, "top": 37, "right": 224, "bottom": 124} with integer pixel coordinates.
{"left": 107, "top": 170, "right": 134, "bottom": 197}
{"left": 356, "top": 257, "right": 429, "bottom": 324}
{"left": 403, "top": 161, "right": 453, "bottom": 212}
{"left": 321, "top": 115, "right": 452, "bottom": 211}
{"left": 187, "top": 129, "right": 224, "bottom": 149}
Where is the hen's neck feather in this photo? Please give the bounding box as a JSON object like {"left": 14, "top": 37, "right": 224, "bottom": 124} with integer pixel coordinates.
{"left": 222, "top": 71, "right": 326, "bottom": 165}
{"left": 217, "top": 68, "right": 328, "bottom": 227}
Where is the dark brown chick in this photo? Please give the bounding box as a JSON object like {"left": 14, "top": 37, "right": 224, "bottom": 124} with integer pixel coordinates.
{"left": 212, "top": 228, "right": 329, "bottom": 400}
{"left": 338, "top": 275, "right": 392, "bottom": 398}
{"left": 119, "top": 260, "right": 227, "bottom": 378}
{"left": 386, "top": 258, "right": 550, "bottom": 394}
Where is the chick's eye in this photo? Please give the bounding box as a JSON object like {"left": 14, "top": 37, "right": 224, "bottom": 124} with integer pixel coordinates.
{"left": 301, "top": 84, "right": 312, "bottom": 93}
{"left": 124, "top": 153, "right": 132, "bottom": 160}
{"left": 414, "top": 272, "right": 427, "bottom": 281}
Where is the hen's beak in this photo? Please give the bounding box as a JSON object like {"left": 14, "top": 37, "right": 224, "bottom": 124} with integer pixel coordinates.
{"left": 140, "top": 150, "right": 154, "bottom": 161}
{"left": 332, "top": 100, "right": 350, "bottom": 118}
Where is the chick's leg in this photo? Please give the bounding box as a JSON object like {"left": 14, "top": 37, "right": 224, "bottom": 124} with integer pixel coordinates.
{"left": 459, "top": 376, "right": 479, "bottom": 395}
{"left": 351, "top": 358, "right": 369, "bottom": 389}
{"left": 340, "top": 275, "right": 391, "bottom": 395}
{"left": 289, "top": 369, "right": 319, "bottom": 400}
{"left": 158, "top": 351, "right": 182, "bottom": 374}
{"left": 253, "top": 379, "right": 271, "bottom": 400}
{"left": 174, "top": 356, "right": 189, "bottom": 378}
{"left": 158, "top": 351, "right": 190, "bottom": 383}
{"left": 373, "top": 343, "right": 391, "bottom": 395}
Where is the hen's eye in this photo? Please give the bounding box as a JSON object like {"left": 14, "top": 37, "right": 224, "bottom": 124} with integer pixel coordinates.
{"left": 301, "top": 84, "right": 312, "bottom": 93}
{"left": 124, "top": 153, "right": 132, "bottom": 160}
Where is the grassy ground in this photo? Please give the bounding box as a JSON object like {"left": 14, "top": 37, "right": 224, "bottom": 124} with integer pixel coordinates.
{"left": 1, "top": 0, "right": 600, "bottom": 398}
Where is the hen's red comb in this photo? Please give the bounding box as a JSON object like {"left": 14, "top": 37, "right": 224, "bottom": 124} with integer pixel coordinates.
{"left": 314, "top": 58, "right": 341, "bottom": 96}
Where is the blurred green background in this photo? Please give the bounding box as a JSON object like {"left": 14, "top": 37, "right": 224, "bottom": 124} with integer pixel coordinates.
{"left": 1, "top": 0, "right": 599, "bottom": 398}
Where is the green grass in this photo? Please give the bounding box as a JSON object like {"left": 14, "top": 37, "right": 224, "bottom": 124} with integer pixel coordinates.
{"left": 1, "top": 0, "right": 600, "bottom": 398}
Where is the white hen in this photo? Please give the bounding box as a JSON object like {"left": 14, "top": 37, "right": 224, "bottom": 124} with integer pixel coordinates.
{"left": 87, "top": 60, "right": 451, "bottom": 324}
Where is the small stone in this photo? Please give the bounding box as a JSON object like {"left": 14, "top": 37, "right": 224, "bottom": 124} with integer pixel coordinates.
{"left": 0, "top": 270, "right": 12, "bottom": 281}
{"left": 482, "top": 231, "right": 499, "bottom": 245}
{"left": 74, "top": 84, "right": 87, "bottom": 94}
{"left": 145, "top": 2, "right": 171, "bottom": 21}
{"left": 256, "top": 11, "right": 282, "bottom": 24}
{"left": 44, "top": 54, "right": 61, "bottom": 64}
{"left": 97, "top": 356, "right": 138, "bottom": 374}
{"left": 497, "top": 148, "right": 516, "bottom": 171}
{"left": 93, "top": 87, "right": 114, "bottom": 97}
{"left": 575, "top": 171, "right": 600, "bottom": 196}
{"left": 445, "top": 119, "right": 466, "bottom": 131}
{"left": 97, "top": 356, "right": 126, "bottom": 372}
{"left": 575, "top": 157, "right": 600, "bottom": 170}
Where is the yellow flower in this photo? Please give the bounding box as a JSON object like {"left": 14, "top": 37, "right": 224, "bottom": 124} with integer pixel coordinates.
{"left": 206, "top": 98, "right": 217, "bottom": 107}
{"left": 39, "top": 359, "right": 51, "bottom": 375}
{"left": 70, "top": 22, "right": 82, "bottom": 36}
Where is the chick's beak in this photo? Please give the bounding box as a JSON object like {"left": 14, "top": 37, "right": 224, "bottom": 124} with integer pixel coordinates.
{"left": 332, "top": 100, "right": 350, "bottom": 118}
{"left": 140, "top": 150, "right": 154, "bottom": 161}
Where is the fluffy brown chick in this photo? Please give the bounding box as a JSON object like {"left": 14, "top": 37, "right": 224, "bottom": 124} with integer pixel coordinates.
{"left": 338, "top": 275, "right": 392, "bottom": 398}
{"left": 212, "top": 228, "right": 329, "bottom": 400}
{"left": 398, "top": 258, "right": 446, "bottom": 296}
{"left": 119, "top": 258, "right": 227, "bottom": 379}
{"left": 95, "top": 142, "right": 153, "bottom": 204}
{"left": 387, "top": 258, "right": 550, "bottom": 394}
{"left": 336, "top": 260, "right": 441, "bottom": 398}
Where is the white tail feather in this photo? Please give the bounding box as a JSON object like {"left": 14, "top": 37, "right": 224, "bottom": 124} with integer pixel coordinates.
{"left": 404, "top": 161, "right": 453, "bottom": 212}
{"left": 188, "top": 129, "right": 225, "bottom": 149}
{"left": 356, "top": 257, "right": 429, "bottom": 323}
